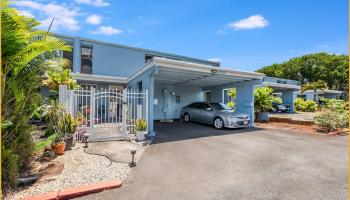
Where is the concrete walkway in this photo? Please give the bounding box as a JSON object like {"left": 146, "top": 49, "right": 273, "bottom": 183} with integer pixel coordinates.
{"left": 75, "top": 121, "right": 348, "bottom": 200}
{"left": 85, "top": 141, "right": 146, "bottom": 164}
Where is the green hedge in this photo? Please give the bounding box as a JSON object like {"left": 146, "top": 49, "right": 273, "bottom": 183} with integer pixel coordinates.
{"left": 294, "top": 98, "right": 318, "bottom": 112}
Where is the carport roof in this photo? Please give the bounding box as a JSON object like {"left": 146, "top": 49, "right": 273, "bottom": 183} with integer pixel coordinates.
{"left": 128, "top": 57, "right": 264, "bottom": 87}
{"left": 262, "top": 82, "right": 301, "bottom": 90}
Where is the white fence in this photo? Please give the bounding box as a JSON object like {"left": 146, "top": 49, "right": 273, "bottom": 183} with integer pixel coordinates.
{"left": 59, "top": 85, "right": 148, "bottom": 142}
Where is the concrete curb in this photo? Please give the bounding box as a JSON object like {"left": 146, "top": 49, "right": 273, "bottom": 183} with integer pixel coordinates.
{"left": 22, "top": 180, "right": 122, "bottom": 200}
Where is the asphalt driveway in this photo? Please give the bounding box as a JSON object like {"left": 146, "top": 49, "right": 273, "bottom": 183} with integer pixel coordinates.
{"left": 76, "top": 121, "right": 348, "bottom": 200}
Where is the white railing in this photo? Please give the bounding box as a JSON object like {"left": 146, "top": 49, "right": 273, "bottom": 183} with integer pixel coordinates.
{"left": 59, "top": 85, "right": 148, "bottom": 142}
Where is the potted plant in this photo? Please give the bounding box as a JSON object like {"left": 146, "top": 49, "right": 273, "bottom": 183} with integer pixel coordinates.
{"left": 54, "top": 140, "right": 65, "bottom": 155}
{"left": 135, "top": 119, "right": 147, "bottom": 141}
{"left": 254, "top": 87, "right": 275, "bottom": 122}
{"left": 58, "top": 113, "right": 78, "bottom": 151}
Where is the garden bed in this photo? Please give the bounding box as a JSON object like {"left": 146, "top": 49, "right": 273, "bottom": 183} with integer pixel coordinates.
{"left": 5, "top": 143, "right": 130, "bottom": 200}
{"left": 256, "top": 122, "right": 348, "bottom": 136}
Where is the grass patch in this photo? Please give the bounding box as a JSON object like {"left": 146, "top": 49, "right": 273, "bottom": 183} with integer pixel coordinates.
{"left": 33, "top": 133, "right": 58, "bottom": 153}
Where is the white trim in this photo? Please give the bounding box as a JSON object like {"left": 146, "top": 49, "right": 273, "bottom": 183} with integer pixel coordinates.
{"left": 72, "top": 73, "right": 128, "bottom": 84}
{"left": 127, "top": 60, "right": 154, "bottom": 82}
{"left": 262, "top": 82, "right": 301, "bottom": 90}
{"left": 153, "top": 57, "right": 264, "bottom": 79}
{"left": 128, "top": 57, "right": 264, "bottom": 82}
{"left": 301, "top": 89, "right": 343, "bottom": 94}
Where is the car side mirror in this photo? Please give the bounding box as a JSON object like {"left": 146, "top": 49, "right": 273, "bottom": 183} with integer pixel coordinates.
{"left": 206, "top": 107, "right": 212, "bottom": 111}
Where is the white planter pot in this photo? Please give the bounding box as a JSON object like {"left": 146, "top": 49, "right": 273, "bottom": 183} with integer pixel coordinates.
{"left": 136, "top": 131, "right": 147, "bottom": 141}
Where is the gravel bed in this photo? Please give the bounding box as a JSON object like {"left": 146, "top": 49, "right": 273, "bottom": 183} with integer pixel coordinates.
{"left": 6, "top": 143, "right": 130, "bottom": 200}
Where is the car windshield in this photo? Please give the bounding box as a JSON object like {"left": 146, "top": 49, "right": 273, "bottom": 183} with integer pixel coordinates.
{"left": 209, "top": 103, "right": 232, "bottom": 110}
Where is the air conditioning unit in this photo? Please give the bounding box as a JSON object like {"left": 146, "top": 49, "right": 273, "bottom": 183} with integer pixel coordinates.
{"left": 81, "top": 48, "right": 92, "bottom": 56}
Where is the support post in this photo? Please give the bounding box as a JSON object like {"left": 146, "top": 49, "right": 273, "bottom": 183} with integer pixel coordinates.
{"left": 59, "top": 85, "right": 68, "bottom": 111}
{"left": 235, "top": 85, "right": 255, "bottom": 127}
{"left": 90, "top": 87, "right": 95, "bottom": 135}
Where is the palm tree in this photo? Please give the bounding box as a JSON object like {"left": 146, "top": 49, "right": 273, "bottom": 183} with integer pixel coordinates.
{"left": 301, "top": 80, "right": 328, "bottom": 101}
{"left": 1, "top": 2, "right": 71, "bottom": 190}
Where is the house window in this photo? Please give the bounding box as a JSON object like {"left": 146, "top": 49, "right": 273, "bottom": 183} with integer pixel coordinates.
{"left": 81, "top": 47, "right": 92, "bottom": 74}
{"left": 58, "top": 50, "right": 73, "bottom": 70}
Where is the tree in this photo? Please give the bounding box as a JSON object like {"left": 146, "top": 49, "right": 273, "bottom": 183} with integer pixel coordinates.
{"left": 256, "top": 53, "right": 349, "bottom": 92}
{"left": 1, "top": 3, "right": 71, "bottom": 190}
{"left": 301, "top": 80, "right": 328, "bottom": 101}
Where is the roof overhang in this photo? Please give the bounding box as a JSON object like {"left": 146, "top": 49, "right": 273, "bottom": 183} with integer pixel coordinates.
{"left": 72, "top": 73, "right": 127, "bottom": 84}
{"left": 262, "top": 82, "right": 301, "bottom": 90}
{"left": 302, "top": 89, "right": 343, "bottom": 95}
{"left": 128, "top": 57, "right": 264, "bottom": 87}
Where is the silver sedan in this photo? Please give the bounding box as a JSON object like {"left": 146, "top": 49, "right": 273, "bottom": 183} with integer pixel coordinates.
{"left": 180, "top": 102, "right": 250, "bottom": 129}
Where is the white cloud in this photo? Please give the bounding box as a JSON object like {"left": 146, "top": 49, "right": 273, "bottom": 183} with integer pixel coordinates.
{"left": 228, "top": 15, "right": 269, "bottom": 30}
{"left": 86, "top": 14, "right": 102, "bottom": 25}
{"left": 17, "top": 10, "right": 34, "bottom": 18}
{"left": 15, "top": 1, "right": 80, "bottom": 31}
{"left": 92, "top": 26, "right": 123, "bottom": 35}
{"left": 15, "top": 1, "right": 41, "bottom": 9}
{"left": 208, "top": 58, "right": 222, "bottom": 62}
{"left": 75, "top": 0, "right": 110, "bottom": 7}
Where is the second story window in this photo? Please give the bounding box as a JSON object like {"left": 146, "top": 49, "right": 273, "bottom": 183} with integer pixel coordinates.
{"left": 81, "top": 47, "right": 92, "bottom": 74}
{"left": 58, "top": 50, "right": 73, "bottom": 70}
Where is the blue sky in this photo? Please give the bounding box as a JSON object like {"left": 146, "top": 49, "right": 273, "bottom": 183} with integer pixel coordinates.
{"left": 13, "top": 0, "right": 348, "bottom": 71}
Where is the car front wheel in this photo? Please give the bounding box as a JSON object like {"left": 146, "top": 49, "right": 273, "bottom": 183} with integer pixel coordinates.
{"left": 213, "top": 118, "right": 224, "bottom": 129}
{"left": 184, "top": 113, "right": 190, "bottom": 122}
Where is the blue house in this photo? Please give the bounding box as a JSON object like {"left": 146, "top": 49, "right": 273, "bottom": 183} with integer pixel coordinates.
{"left": 56, "top": 34, "right": 332, "bottom": 137}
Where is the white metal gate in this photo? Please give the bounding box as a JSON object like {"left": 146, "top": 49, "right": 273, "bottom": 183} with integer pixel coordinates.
{"left": 59, "top": 85, "right": 148, "bottom": 142}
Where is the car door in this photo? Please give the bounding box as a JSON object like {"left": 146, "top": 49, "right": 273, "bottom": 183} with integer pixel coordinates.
{"left": 199, "top": 103, "right": 215, "bottom": 124}
{"left": 188, "top": 103, "right": 201, "bottom": 122}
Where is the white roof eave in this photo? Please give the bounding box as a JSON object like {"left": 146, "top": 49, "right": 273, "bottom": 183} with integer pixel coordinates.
{"left": 128, "top": 57, "right": 264, "bottom": 82}
{"left": 72, "top": 73, "right": 128, "bottom": 84}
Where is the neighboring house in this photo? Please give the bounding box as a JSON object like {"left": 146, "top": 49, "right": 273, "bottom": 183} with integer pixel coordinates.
{"left": 297, "top": 89, "right": 343, "bottom": 101}
{"left": 53, "top": 34, "right": 264, "bottom": 135}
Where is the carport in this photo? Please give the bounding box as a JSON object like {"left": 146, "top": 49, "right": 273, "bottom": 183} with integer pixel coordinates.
{"left": 262, "top": 77, "right": 301, "bottom": 112}
{"left": 127, "top": 57, "right": 264, "bottom": 136}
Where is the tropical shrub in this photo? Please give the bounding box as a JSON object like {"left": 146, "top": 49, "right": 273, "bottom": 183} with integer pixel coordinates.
{"left": 314, "top": 97, "right": 348, "bottom": 132}
{"left": 2, "top": 148, "right": 19, "bottom": 191}
{"left": 321, "top": 97, "right": 348, "bottom": 112}
{"left": 58, "top": 113, "right": 78, "bottom": 137}
{"left": 226, "top": 101, "right": 235, "bottom": 109}
{"left": 254, "top": 87, "right": 275, "bottom": 112}
{"left": 273, "top": 96, "right": 282, "bottom": 104}
{"left": 294, "top": 98, "right": 318, "bottom": 112}
{"left": 226, "top": 88, "right": 236, "bottom": 110}
{"left": 314, "top": 110, "right": 348, "bottom": 132}
{"left": 135, "top": 119, "right": 147, "bottom": 131}
{"left": 1, "top": 3, "right": 71, "bottom": 190}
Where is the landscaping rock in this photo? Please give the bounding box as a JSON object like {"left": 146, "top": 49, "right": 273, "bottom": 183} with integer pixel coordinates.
{"left": 5, "top": 143, "right": 130, "bottom": 200}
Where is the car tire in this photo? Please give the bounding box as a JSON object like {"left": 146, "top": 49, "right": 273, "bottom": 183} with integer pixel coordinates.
{"left": 213, "top": 117, "right": 224, "bottom": 129}
{"left": 184, "top": 113, "right": 190, "bottom": 123}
